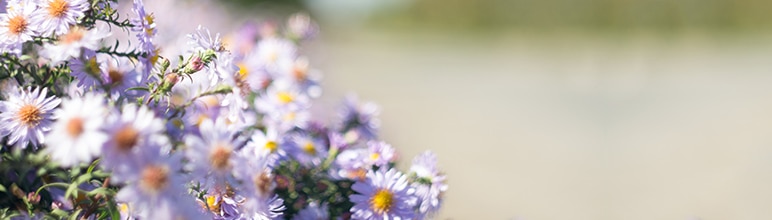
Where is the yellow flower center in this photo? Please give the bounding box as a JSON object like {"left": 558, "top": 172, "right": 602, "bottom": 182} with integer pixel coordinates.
{"left": 276, "top": 91, "right": 293, "bottom": 104}
{"left": 47, "top": 0, "right": 69, "bottom": 18}
{"left": 140, "top": 164, "right": 169, "bottom": 193}
{"left": 209, "top": 144, "right": 232, "bottom": 170}
{"left": 204, "top": 195, "right": 221, "bottom": 212}
{"left": 237, "top": 62, "right": 249, "bottom": 79}
{"left": 283, "top": 112, "right": 296, "bottom": 122}
{"left": 370, "top": 153, "right": 380, "bottom": 161}
{"left": 303, "top": 142, "right": 315, "bottom": 155}
{"left": 65, "top": 117, "right": 84, "bottom": 138}
{"left": 144, "top": 14, "right": 155, "bottom": 36}
{"left": 370, "top": 189, "right": 394, "bottom": 214}
{"left": 114, "top": 125, "right": 139, "bottom": 152}
{"left": 17, "top": 104, "right": 42, "bottom": 127}
{"left": 7, "top": 15, "right": 27, "bottom": 35}
{"left": 264, "top": 141, "right": 277, "bottom": 153}
{"left": 85, "top": 57, "right": 101, "bottom": 77}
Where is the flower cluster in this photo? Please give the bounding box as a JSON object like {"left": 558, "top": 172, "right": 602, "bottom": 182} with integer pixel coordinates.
{"left": 0, "top": 0, "right": 447, "bottom": 219}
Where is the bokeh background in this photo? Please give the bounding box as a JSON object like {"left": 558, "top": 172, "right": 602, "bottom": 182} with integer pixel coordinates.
{"left": 148, "top": 0, "right": 772, "bottom": 219}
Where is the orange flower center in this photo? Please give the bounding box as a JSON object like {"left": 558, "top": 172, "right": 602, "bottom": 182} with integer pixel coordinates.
{"left": 66, "top": 117, "right": 84, "bottom": 137}
{"left": 59, "top": 28, "right": 84, "bottom": 45}
{"left": 47, "top": 0, "right": 69, "bottom": 18}
{"left": 253, "top": 172, "right": 271, "bottom": 196}
{"left": 209, "top": 144, "right": 232, "bottom": 170}
{"left": 114, "top": 125, "right": 139, "bottom": 152}
{"left": 108, "top": 69, "right": 124, "bottom": 86}
{"left": 140, "top": 164, "right": 169, "bottom": 193}
{"left": 7, "top": 15, "right": 27, "bottom": 35}
{"left": 17, "top": 104, "right": 42, "bottom": 126}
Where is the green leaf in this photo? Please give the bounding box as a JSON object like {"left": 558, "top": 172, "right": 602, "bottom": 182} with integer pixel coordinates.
{"left": 68, "top": 209, "right": 82, "bottom": 220}
{"left": 0, "top": 184, "right": 5, "bottom": 192}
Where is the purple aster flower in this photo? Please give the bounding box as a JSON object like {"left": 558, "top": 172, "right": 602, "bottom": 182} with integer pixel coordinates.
{"left": 115, "top": 154, "right": 210, "bottom": 220}
{"left": 130, "top": 0, "right": 156, "bottom": 54}
{"left": 101, "top": 103, "right": 168, "bottom": 182}
{"left": 366, "top": 141, "right": 396, "bottom": 167}
{"left": 184, "top": 117, "right": 242, "bottom": 188}
{"left": 286, "top": 132, "right": 327, "bottom": 166}
{"left": 67, "top": 52, "right": 104, "bottom": 90}
{"left": 0, "top": 86, "right": 61, "bottom": 149}
{"left": 350, "top": 168, "right": 417, "bottom": 220}
{"left": 188, "top": 25, "right": 224, "bottom": 52}
{"left": 338, "top": 95, "right": 380, "bottom": 141}
{"left": 29, "top": 0, "right": 89, "bottom": 36}
{"left": 233, "top": 143, "right": 285, "bottom": 219}
{"left": 409, "top": 151, "right": 448, "bottom": 216}
{"left": 41, "top": 24, "right": 111, "bottom": 65}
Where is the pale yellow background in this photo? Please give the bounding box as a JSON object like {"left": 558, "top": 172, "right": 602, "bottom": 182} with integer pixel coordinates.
{"left": 311, "top": 30, "right": 772, "bottom": 220}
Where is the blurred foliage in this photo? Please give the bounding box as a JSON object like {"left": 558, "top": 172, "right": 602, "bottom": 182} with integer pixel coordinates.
{"left": 220, "top": 0, "right": 772, "bottom": 31}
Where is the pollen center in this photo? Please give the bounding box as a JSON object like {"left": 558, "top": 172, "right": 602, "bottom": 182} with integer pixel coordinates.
{"left": 48, "top": 0, "right": 69, "bottom": 18}
{"left": 114, "top": 125, "right": 139, "bottom": 151}
{"left": 140, "top": 164, "right": 169, "bottom": 193}
{"left": 59, "top": 28, "right": 84, "bottom": 44}
{"left": 302, "top": 142, "right": 315, "bottom": 155}
{"left": 18, "top": 104, "right": 42, "bottom": 126}
{"left": 66, "top": 117, "right": 84, "bottom": 137}
{"left": 370, "top": 189, "right": 394, "bottom": 214}
{"left": 8, "top": 15, "right": 27, "bottom": 35}
{"left": 253, "top": 172, "right": 271, "bottom": 196}
{"left": 108, "top": 69, "right": 124, "bottom": 86}
{"left": 370, "top": 153, "right": 380, "bottom": 161}
{"left": 209, "top": 144, "right": 232, "bottom": 170}
{"left": 264, "top": 141, "right": 277, "bottom": 153}
{"left": 277, "top": 92, "right": 293, "bottom": 104}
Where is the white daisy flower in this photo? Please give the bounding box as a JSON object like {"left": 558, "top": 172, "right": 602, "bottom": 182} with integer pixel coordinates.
{"left": 253, "top": 37, "right": 296, "bottom": 75}
{"left": 101, "top": 103, "right": 168, "bottom": 182}
{"left": 187, "top": 25, "right": 223, "bottom": 53}
{"left": 29, "top": 0, "right": 89, "bottom": 36}
{"left": 233, "top": 144, "right": 284, "bottom": 219}
{"left": 115, "top": 154, "right": 210, "bottom": 220}
{"left": 184, "top": 117, "right": 242, "bottom": 188}
{"left": 0, "top": 0, "right": 38, "bottom": 56}
{"left": 41, "top": 24, "right": 110, "bottom": 65}
{"left": 44, "top": 93, "right": 108, "bottom": 167}
{"left": 0, "top": 87, "right": 61, "bottom": 149}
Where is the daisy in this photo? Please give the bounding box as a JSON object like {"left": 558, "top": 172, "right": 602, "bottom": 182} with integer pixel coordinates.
{"left": 350, "top": 168, "right": 417, "bottom": 220}
{"left": 44, "top": 93, "right": 108, "bottom": 167}
{"left": 409, "top": 151, "right": 447, "bottom": 215}
{"left": 232, "top": 147, "right": 284, "bottom": 219}
{"left": 115, "top": 154, "right": 210, "bottom": 220}
{"left": 29, "top": 0, "right": 89, "bottom": 36}
{"left": 338, "top": 95, "right": 380, "bottom": 141}
{"left": 188, "top": 25, "right": 224, "bottom": 53}
{"left": 41, "top": 24, "right": 111, "bottom": 64}
{"left": 287, "top": 132, "right": 327, "bottom": 166}
{"left": 67, "top": 52, "right": 105, "bottom": 90}
{"left": 101, "top": 103, "right": 168, "bottom": 182}
{"left": 184, "top": 117, "right": 242, "bottom": 188}
{"left": 253, "top": 37, "right": 296, "bottom": 75}
{"left": 334, "top": 148, "right": 369, "bottom": 180}
{"left": 248, "top": 127, "right": 288, "bottom": 165}
{"left": 366, "top": 141, "right": 396, "bottom": 167}
{"left": 254, "top": 83, "right": 310, "bottom": 115}
{"left": 0, "top": 0, "right": 38, "bottom": 56}
{"left": 130, "top": 0, "right": 156, "bottom": 54}
{"left": 0, "top": 87, "right": 61, "bottom": 149}
{"left": 100, "top": 56, "right": 142, "bottom": 97}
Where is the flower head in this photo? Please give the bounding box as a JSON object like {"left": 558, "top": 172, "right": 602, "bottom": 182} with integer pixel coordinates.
{"left": 350, "top": 168, "right": 417, "bottom": 219}
{"left": 0, "top": 87, "right": 60, "bottom": 149}
{"left": 0, "top": 0, "right": 38, "bottom": 55}
{"left": 44, "top": 93, "right": 108, "bottom": 167}
{"left": 101, "top": 104, "right": 168, "bottom": 182}
{"left": 29, "top": 0, "right": 89, "bottom": 36}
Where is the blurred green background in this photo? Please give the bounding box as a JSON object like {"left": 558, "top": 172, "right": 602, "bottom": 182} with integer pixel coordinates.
{"left": 221, "top": 0, "right": 772, "bottom": 31}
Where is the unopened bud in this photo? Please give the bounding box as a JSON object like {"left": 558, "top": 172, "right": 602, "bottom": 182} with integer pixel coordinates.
{"left": 159, "top": 73, "right": 180, "bottom": 93}
{"left": 183, "top": 56, "right": 204, "bottom": 74}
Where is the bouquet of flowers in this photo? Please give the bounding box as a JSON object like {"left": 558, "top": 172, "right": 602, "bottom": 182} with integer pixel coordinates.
{"left": 0, "top": 0, "right": 447, "bottom": 219}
